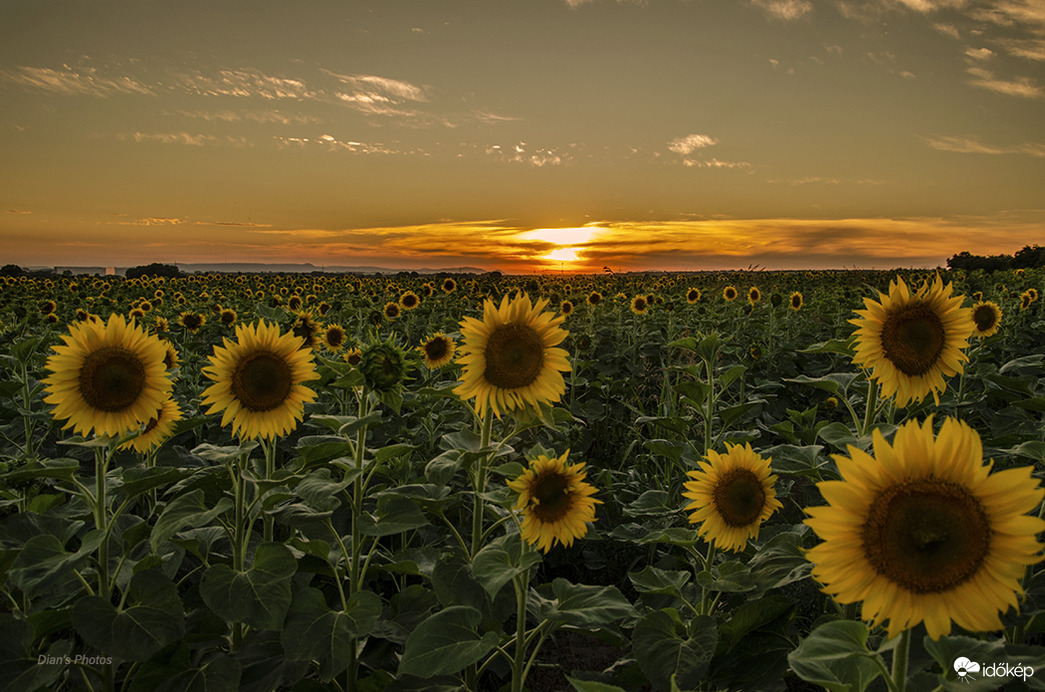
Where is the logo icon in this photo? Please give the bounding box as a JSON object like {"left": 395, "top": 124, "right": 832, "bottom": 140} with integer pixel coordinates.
{"left": 954, "top": 657, "right": 981, "bottom": 682}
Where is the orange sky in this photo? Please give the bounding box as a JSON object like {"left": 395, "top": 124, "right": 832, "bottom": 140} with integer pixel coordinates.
{"left": 2, "top": 0, "right": 1044, "bottom": 271}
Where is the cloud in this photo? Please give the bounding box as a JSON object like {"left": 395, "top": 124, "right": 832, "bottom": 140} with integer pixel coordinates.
{"left": 965, "top": 66, "right": 1043, "bottom": 97}
{"left": 964, "top": 47, "right": 995, "bottom": 60}
{"left": 750, "top": 0, "right": 814, "bottom": 21}
{"left": 0, "top": 65, "right": 153, "bottom": 97}
{"left": 925, "top": 134, "right": 1045, "bottom": 156}
{"left": 668, "top": 134, "right": 718, "bottom": 155}
{"left": 125, "top": 132, "right": 252, "bottom": 147}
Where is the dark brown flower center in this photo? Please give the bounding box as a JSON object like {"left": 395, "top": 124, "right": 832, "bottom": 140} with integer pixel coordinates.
{"left": 880, "top": 305, "right": 946, "bottom": 376}
{"left": 424, "top": 338, "right": 448, "bottom": 361}
{"left": 483, "top": 324, "right": 544, "bottom": 389}
{"left": 231, "top": 352, "right": 293, "bottom": 412}
{"left": 862, "top": 479, "right": 990, "bottom": 594}
{"left": 79, "top": 347, "right": 147, "bottom": 412}
{"left": 972, "top": 305, "right": 997, "bottom": 332}
{"left": 325, "top": 328, "right": 345, "bottom": 348}
{"left": 712, "top": 468, "right": 766, "bottom": 527}
{"left": 531, "top": 473, "right": 570, "bottom": 522}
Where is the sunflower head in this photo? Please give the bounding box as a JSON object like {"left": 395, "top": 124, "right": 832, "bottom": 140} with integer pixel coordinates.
{"left": 587, "top": 291, "right": 602, "bottom": 306}
{"left": 179, "top": 312, "right": 205, "bottom": 332}
{"left": 418, "top": 333, "right": 456, "bottom": 369}
{"left": 399, "top": 291, "right": 420, "bottom": 310}
{"left": 322, "top": 324, "right": 347, "bottom": 351}
{"left": 970, "top": 301, "right": 1002, "bottom": 337}
{"left": 43, "top": 313, "right": 173, "bottom": 438}
{"left": 850, "top": 274, "right": 974, "bottom": 407}
{"left": 560, "top": 300, "right": 574, "bottom": 316}
{"left": 806, "top": 417, "right": 1045, "bottom": 640}
{"left": 453, "top": 293, "right": 571, "bottom": 418}
{"left": 683, "top": 442, "right": 782, "bottom": 552}
{"left": 360, "top": 340, "right": 412, "bottom": 392}
{"left": 748, "top": 286, "right": 761, "bottom": 304}
{"left": 789, "top": 292, "right": 803, "bottom": 311}
{"left": 723, "top": 286, "right": 738, "bottom": 301}
{"left": 507, "top": 450, "right": 602, "bottom": 553}
{"left": 291, "top": 312, "right": 321, "bottom": 349}
{"left": 120, "top": 396, "right": 183, "bottom": 453}
{"left": 630, "top": 295, "right": 649, "bottom": 314}
{"left": 686, "top": 288, "right": 701, "bottom": 304}
{"left": 383, "top": 301, "right": 401, "bottom": 320}
{"left": 201, "top": 320, "right": 319, "bottom": 440}
{"left": 219, "top": 308, "right": 237, "bottom": 326}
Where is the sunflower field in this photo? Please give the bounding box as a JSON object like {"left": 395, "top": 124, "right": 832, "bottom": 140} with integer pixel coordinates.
{"left": 0, "top": 267, "right": 1043, "bottom": 692}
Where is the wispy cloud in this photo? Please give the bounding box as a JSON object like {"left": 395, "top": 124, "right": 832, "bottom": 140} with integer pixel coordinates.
{"left": 965, "top": 66, "right": 1043, "bottom": 97}
{"left": 750, "top": 0, "right": 814, "bottom": 21}
{"left": 0, "top": 65, "right": 153, "bottom": 97}
{"left": 926, "top": 134, "right": 1045, "bottom": 156}
{"left": 124, "top": 132, "right": 253, "bottom": 147}
{"left": 668, "top": 134, "right": 718, "bottom": 155}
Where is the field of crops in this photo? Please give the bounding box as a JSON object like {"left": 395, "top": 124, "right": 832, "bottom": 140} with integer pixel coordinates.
{"left": 1, "top": 267, "right": 1043, "bottom": 692}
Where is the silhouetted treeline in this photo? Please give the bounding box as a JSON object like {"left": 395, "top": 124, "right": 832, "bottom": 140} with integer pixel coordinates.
{"left": 125, "top": 263, "right": 185, "bottom": 279}
{"left": 948, "top": 245, "right": 1045, "bottom": 272}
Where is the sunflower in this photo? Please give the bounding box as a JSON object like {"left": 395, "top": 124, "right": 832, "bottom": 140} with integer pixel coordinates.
{"left": 384, "top": 301, "right": 401, "bottom": 320}
{"left": 201, "top": 320, "right": 319, "bottom": 440}
{"left": 43, "top": 314, "right": 173, "bottom": 438}
{"left": 560, "top": 300, "right": 574, "bottom": 316}
{"left": 179, "top": 312, "right": 205, "bottom": 332}
{"left": 686, "top": 288, "right": 701, "bottom": 304}
{"left": 442, "top": 278, "right": 457, "bottom": 294}
{"left": 219, "top": 308, "right": 237, "bottom": 326}
{"left": 682, "top": 443, "right": 782, "bottom": 552}
{"left": 507, "top": 451, "right": 601, "bottom": 553}
{"left": 630, "top": 295, "right": 649, "bottom": 314}
{"left": 161, "top": 340, "right": 180, "bottom": 372}
{"left": 120, "top": 396, "right": 183, "bottom": 453}
{"left": 291, "top": 312, "right": 321, "bottom": 349}
{"left": 587, "top": 291, "right": 602, "bottom": 306}
{"left": 453, "top": 292, "right": 571, "bottom": 417}
{"left": 419, "top": 333, "right": 456, "bottom": 369}
{"left": 970, "top": 301, "right": 1002, "bottom": 338}
{"left": 1026, "top": 287, "right": 1039, "bottom": 303}
{"left": 322, "top": 323, "right": 347, "bottom": 351}
{"left": 747, "top": 286, "right": 761, "bottom": 305}
{"left": 723, "top": 286, "right": 738, "bottom": 301}
{"left": 399, "top": 290, "right": 420, "bottom": 310}
{"left": 344, "top": 347, "right": 363, "bottom": 367}
{"left": 850, "top": 275, "right": 973, "bottom": 407}
{"left": 790, "top": 292, "right": 803, "bottom": 311}
{"left": 805, "top": 417, "right": 1045, "bottom": 640}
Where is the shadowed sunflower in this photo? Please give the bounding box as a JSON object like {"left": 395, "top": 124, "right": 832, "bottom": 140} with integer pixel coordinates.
{"left": 806, "top": 417, "right": 1045, "bottom": 640}
{"left": 723, "top": 286, "right": 738, "bottom": 301}
{"left": 399, "top": 290, "right": 420, "bottom": 310}
{"left": 419, "top": 333, "right": 455, "bottom": 369}
{"left": 686, "top": 288, "right": 701, "bottom": 304}
{"left": 683, "top": 443, "right": 782, "bottom": 552}
{"left": 748, "top": 286, "right": 761, "bottom": 305}
{"left": 179, "top": 312, "right": 205, "bottom": 332}
{"left": 561, "top": 300, "right": 574, "bottom": 316}
{"left": 850, "top": 274, "right": 973, "bottom": 407}
{"left": 384, "top": 301, "right": 401, "bottom": 320}
{"left": 43, "top": 314, "right": 172, "bottom": 438}
{"left": 507, "top": 450, "right": 601, "bottom": 553}
{"left": 322, "top": 323, "right": 347, "bottom": 351}
{"left": 120, "top": 395, "right": 183, "bottom": 453}
{"left": 291, "top": 312, "right": 321, "bottom": 349}
{"left": 454, "top": 292, "right": 571, "bottom": 417}
{"left": 970, "top": 301, "right": 1002, "bottom": 338}
{"left": 201, "top": 320, "right": 319, "bottom": 440}
{"left": 790, "top": 292, "right": 803, "bottom": 311}
{"left": 630, "top": 295, "right": 649, "bottom": 314}
{"left": 587, "top": 291, "right": 602, "bottom": 306}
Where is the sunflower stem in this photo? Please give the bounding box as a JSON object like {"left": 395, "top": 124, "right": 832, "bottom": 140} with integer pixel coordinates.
{"left": 94, "top": 444, "right": 111, "bottom": 602}
{"left": 262, "top": 437, "right": 276, "bottom": 542}
{"left": 510, "top": 560, "right": 532, "bottom": 692}
{"left": 471, "top": 412, "right": 494, "bottom": 558}
{"left": 891, "top": 629, "right": 910, "bottom": 692}
{"left": 861, "top": 378, "right": 878, "bottom": 437}
{"left": 230, "top": 450, "right": 248, "bottom": 650}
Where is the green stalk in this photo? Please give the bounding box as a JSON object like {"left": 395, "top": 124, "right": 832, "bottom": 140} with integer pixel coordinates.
{"left": 262, "top": 437, "right": 277, "bottom": 542}
{"left": 471, "top": 412, "right": 494, "bottom": 558}
{"left": 861, "top": 378, "right": 878, "bottom": 437}
{"left": 891, "top": 629, "right": 910, "bottom": 692}
{"left": 94, "top": 445, "right": 111, "bottom": 601}
{"left": 510, "top": 566, "right": 531, "bottom": 692}
{"left": 347, "top": 387, "right": 372, "bottom": 692}
{"left": 703, "top": 356, "right": 715, "bottom": 455}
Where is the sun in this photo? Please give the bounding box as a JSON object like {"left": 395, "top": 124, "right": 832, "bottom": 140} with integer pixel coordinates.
{"left": 545, "top": 248, "right": 579, "bottom": 262}
{"left": 516, "top": 226, "right": 604, "bottom": 267}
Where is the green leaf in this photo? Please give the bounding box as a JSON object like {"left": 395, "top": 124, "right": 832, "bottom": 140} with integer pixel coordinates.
{"left": 785, "top": 373, "right": 858, "bottom": 397}
{"left": 1, "top": 457, "right": 81, "bottom": 483}
{"left": 470, "top": 534, "right": 542, "bottom": 598}
{"left": 8, "top": 533, "right": 95, "bottom": 601}
{"left": 923, "top": 635, "right": 1045, "bottom": 690}
{"left": 566, "top": 678, "right": 629, "bottom": 692}
{"left": 373, "top": 442, "right": 414, "bottom": 464}
{"left": 192, "top": 441, "right": 257, "bottom": 464}
{"left": 293, "top": 468, "right": 350, "bottom": 512}
{"left": 800, "top": 338, "right": 855, "bottom": 357}
{"left": 632, "top": 609, "right": 717, "bottom": 692}
{"left": 72, "top": 570, "right": 185, "bottom": 662}
{"left": 115, "top": 466, "right": 193, "bottom": 500}
{"left": 294, "top": 436, "right": 353, "bottom": 467}
{"left": 200, "top": 542, "right": 297, "bottom": 630}
{"left": 622, "top": 490, "right": 676, "bottom": 517}
{"left": 696, "top": 561, "right": 758, "bottom": 593}
{"left": 151, "top": 653, "right": 242, "bottom": 692}
{"left": 629, "top": 566, "right": 691, "bottom": 596}
{"left": 359, "top": 495, "right": 429, "bottom": 537}
{"left": 537, "top": 578, "right": 637, "bottom": 629}
{"left": 282, "top": 588, "right": 382, "bottom": 681}
{"left": 787, "top": 620, "right": 883, "bottom": 692}
{"left": 151, "top": 489, "right": 233, "bottom": 553}
{"left": 818, "top": 422, "right": 861, "bottom": 451}
{"left": 397, "top": 606, "right": 499, "bottom": 678}
{"left": 0, "top": 614, "right": 71, "bottom": 692}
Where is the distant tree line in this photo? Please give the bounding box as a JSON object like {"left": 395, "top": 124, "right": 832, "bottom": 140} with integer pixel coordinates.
{"left": 948, "top": 245, "right": 1045, "bottom": 272}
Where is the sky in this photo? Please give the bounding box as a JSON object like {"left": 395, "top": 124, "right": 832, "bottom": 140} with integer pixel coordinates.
{"left": 1, "top": 0, "right": 1044, "bottom": 273}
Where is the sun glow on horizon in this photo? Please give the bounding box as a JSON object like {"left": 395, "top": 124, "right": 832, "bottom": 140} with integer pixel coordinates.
{"left": 515, "top": 226, "right": 605, "bottom": 267}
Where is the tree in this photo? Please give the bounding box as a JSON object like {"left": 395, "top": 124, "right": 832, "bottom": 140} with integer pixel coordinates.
{"left": 125, "top": 263, "right": 184, "bottom": 279}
